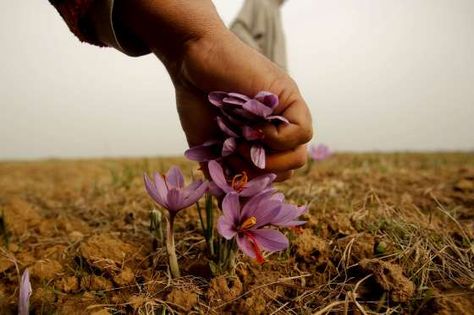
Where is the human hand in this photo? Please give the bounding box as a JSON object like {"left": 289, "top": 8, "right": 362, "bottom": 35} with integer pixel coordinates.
{"left": 114, "top": 0, "right": 313, "bottom": 181}
{"left": 173, "top": 30, "right": 313, "bottom": 181}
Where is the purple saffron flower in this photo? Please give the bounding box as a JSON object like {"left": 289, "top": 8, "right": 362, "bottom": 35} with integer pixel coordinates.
{"left": 208, "top": 91, "right": 288, "bottom": 124}
{"left": 144, "top": 166, "right": 208, "bottom": 213}
{"left": 185, "top": 91, "right": 290, "bottom": 169}
{"left": 184, "top": 140, "right": 223, "bottom": 162}
{"left": 18, "top": 268, "right": 32, "bottom": 315}
{"left": 208, "top": 160, "right": 276, "bottom": 197}
{"left": 309, "top": 144, "right": 332, "bottom": 161}
{"left": 217, "top": 192, "right": 290, "bottom": 264}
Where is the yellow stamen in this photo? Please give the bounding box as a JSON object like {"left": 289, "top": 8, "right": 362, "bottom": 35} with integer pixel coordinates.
{"left": 240, "top": 216, "right": 257, "bottom": 230}
{"left": 231, "top": 172, "right": 248, "bottom": 192}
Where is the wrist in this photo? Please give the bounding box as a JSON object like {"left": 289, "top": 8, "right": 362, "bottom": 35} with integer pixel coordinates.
{"left": 114, "top": 0, "right": 227, "bottom": 66}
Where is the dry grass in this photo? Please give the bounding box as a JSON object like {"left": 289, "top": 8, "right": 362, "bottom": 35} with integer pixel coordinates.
{"left": 0, "top": 153, "right": 473, "bottom": 314}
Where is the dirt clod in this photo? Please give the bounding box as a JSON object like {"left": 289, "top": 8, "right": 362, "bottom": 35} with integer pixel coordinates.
{"left": 79, "top": 234, "right": 136, "bottom": 272}
{"left": 293, "top": 229, "right": 329, "bottom": 264}
{"left": 359, "top": 258, "right": 415, "bottom": 303}
{"left": 166, "top": 288, "right": 198, "bottom": 312}
{"left": 30, "top": 259, "right": 63, "bottom": 281}
{"left": 208, "top": 276, "right": 243, "bottom": 304}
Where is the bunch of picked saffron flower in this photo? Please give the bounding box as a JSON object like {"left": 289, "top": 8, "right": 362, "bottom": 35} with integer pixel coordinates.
{"left": 185, "top": 91, "right": 288, "bottom": 169}
{"left": 144, "top": 166, "right": 208, "bottom": 278}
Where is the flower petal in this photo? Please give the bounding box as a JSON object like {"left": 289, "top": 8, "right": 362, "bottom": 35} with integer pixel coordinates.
{"left": 144, "top": 173, "right": 165, "bottom": 207}
{"left": 209, "top": 181, "right": 224, "bottom": 197}
{"left": 242, "top": 126, "right": 264, "bottom": 141}
{"left": 228, "top": 92, "right": 251, "bottom": 102}
{"left": 236, "top": 234, "right": 256, "bottom": 259}
{"left": 19, "top": 268, "right": 32, "bottom": 315}
{"left": 208, "top": 160, "right": 233, "bottom": 194}
{"left": 241, "top": 189, "right": 275, "bottom": 219}
{"left": 185, "top": 140, "right": 221, "bottom": 162}
{"left": 222, "top": 192, "right": 240, "bottom": 222}
{"left": 166, "top": 166, "right": 184, "bottom": 188}
{"left": 217, "top": 216, "right": 237, "bottom": 240}
{"left": 243, "top": 99, "right": 273, "bottom": 118}
{"left": 252, "top": 200, "right": 281, "bottom": 228}
{"left": 222, "top": 137, "right": 237, "bottom": 157}
{"left": 266, "top": 115, "right": 289, "bottom": 124}
{"left": 271, "top": 204, "right": 307, "bottom": 227}
{"left": 250, "top": 144, "right": 266, "bottom": 169}
{"left": 240, "top": 174, "right": 276, "bottom": 197}
{"left": 252, "top": 229, "right": 289, "bottom": 252}
{"left": 208, "top": 91, "right": 228, "bottom": 107}
{"left": 167, "top": 187, "right": 183, "bottom": 212}
{"left": 216, "top": 116, "right": 239, "bottom": 137}
{"left": 181, "top": 181, "right": 209, "bottom": 209}
{"left": 254, "top": 91, "right": 279, "bottom": 109}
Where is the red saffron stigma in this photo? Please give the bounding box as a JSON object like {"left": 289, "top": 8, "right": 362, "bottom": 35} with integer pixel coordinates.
{"left": 245, "top": 232, "right": 265, "bottom": 264}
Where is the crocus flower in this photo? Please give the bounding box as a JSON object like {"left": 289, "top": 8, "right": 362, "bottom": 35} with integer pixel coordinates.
{"left": 185, "top": 91, "right": 290, "bottom": 169}
{"left": 309, "top": 144, "right": 332, "bottom": 161}
{"left": 144, "top": 166, "right": 208, "bottom": 213}
{"left": 18, "top": 268, "right": 32, "bottom": 315}
{"left": 208, "top": 160, "right": 276, "bottom": 197}
{"left": 217, "top": 192, "right": 290, "bottom": 263}
{"left": 144, "top": 166, "right": 208, "bottom": 278}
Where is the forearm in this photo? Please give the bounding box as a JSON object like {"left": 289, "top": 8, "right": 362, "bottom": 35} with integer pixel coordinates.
{"left": 114, "top": 0, "right": 228, "bottom": 68}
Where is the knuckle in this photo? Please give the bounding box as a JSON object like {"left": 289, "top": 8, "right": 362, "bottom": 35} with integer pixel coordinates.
{"left": 293, "top": 152, "right": 308, "bottom": 169}
{"left": 300, "top": 126, "right": 314, "bottom": 144}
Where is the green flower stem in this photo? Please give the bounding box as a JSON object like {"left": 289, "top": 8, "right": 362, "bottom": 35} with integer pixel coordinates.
{"left": 166, "top": 214, "right": 180, "bottom": 278}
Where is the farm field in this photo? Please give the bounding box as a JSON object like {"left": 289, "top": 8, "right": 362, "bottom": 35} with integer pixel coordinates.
{"left": 0, "top": 153, "right": 473, "bottom": 314}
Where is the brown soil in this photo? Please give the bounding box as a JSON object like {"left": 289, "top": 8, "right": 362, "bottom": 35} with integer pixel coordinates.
{"left": 0, "top": 153, "right": 473, "bottom": 314}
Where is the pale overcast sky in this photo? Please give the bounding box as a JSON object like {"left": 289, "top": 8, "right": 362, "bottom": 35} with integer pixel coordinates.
{"left": 0, "top": 0, "right": 473, "bottom": 160}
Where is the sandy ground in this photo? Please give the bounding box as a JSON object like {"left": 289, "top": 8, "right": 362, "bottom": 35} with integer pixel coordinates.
{"left": 0, "top": 153, "right": 473, "bottom": 314}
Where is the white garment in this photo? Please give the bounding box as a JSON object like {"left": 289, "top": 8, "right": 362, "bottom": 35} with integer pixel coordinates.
{"left": 230, "top": 0, "right": 287, "bottom": 70}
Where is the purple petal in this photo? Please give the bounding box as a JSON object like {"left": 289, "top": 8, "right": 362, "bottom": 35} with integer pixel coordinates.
{"left": 181, "top": 181, "right": 208, "bottom": 209}
{"left": 250, "top": 144, "right": 266, "bottom": 169}
{"left": 241, "top": 189, "right": 275, "bottom": 219}
{"left": 242, "top": 126, "right": 264, "bottom": 141}
{"left": 209, "top": 181, "right": 224, "bottom": 197}
{"left": 153, "top": 173, "right": 169, "bottom": 203}
{"left": 144, "top": 173, "right": 167, "bottom": 207}
{"left": 240, "top": 173, "right": 276, "bottom": 197}
{"left": 252, "top": 229, "right": 289, "bottom": 252}
{"left": 208, "top": 91, "right": 228, "bottom": 107}
{"left": 185, "top": 140, "right": 221, "bottom": 162}
{"left": 222, "top": 192, "right": 240, "bottom": 222}
{"left": 271, "top": 192, "right": 285, "bottom": 202}
{"left": 223, "top": 97, "right": 246, "bottom": 106}
{"left": 222, "top": 137, "right": 237, "bottom": 157}
{"left": 243, "top": 99, "right": 273, "bottom": 118}
{"left": 217, "top": 216, "right": 237, "bottom": 240}
{"left": 216, "top": 116, "right": 239, "bottom": 137}
{"left": 271, "top": 204, "right": 307, "bottom": 227}
{"left": 167, "top": 187, "right": 183, "bottom": 212}
{"left": 309, "top": 144, "right": 332, "bottom": 161}
{"left": 236, "top": 234, "right": 257, "bottom": 259}
{"left": 228, "top": 92, "right": 251, "bottom": 102}
{"left": 18, "top": 269, "right": 31, "bottom": 315}
{"left": 254, "top": 91, "right": 279, "bottom": 109}
{"left": 266, "top": 115, "right": 289, "bottom": 124}
{"left": 166, "top": 166, "right": 184, "bottom": 188}
{"left": 219, "top": 109, "right": 246, "bottom": 126}
{"left": 250, "top": 200, "right": 281, "bottom": 229}
{"left": 208, "top": 160, "right": 233, "bottom": 194}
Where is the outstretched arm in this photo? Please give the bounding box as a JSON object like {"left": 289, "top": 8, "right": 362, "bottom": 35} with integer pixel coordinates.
{"left": 50, "top": 0, "right": 313, "bottom": 180}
